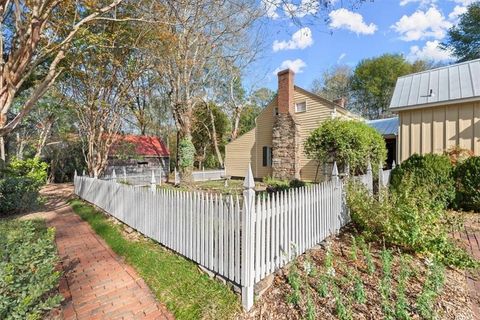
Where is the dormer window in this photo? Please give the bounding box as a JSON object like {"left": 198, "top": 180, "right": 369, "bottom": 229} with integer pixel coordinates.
{"left": 295, "top": 101, "right": 307, "bottom": 113}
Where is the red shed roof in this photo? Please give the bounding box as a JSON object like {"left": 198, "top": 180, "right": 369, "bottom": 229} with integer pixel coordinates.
{"left": 110, "top": 135, "right": 169, "bottom": 157}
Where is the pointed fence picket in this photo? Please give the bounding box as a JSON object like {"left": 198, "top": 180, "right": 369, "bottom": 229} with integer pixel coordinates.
{"left": 74, "top": 162, "right": 390, "bottom": 311}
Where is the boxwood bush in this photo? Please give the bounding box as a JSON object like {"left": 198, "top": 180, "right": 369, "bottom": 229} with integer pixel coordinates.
{"left": 454, "top": 156, "right": 480, "bottom": 212}
{"left": 0, "top": 220, "right": 62, "bottom": 319}
{"left": 390, "top": 154, "right": 455, "bottom": 208}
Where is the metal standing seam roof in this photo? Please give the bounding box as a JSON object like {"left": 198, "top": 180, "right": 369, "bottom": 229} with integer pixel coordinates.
{"left": 389, "top": 58, "right": 480, "bottom": 110}
{"left": 366, "top": 117, "right": 398, "bottom": 136}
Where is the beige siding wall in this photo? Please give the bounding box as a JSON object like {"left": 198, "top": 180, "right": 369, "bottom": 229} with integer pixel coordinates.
{"left": 253, "top": 98, "right": 275, "bottom": 178}
{"left": 294, "top": 90, "right": 337, "bottom": 181}
{"left": 398, "top": 101, "right": 480, "bottom": 162}
{"left": 225, "top": 128, "right": 256, "bottom": 177}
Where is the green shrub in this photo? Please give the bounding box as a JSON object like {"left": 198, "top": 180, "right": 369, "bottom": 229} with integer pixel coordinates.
{"left": 0, "top": 177, "right": 41, "bottom": 215}
{"left": 390, "top": 154, "right": 455, "bottom": 208}
{"left": 178, "top": 138, "right": 195, "bottom": 169}
{"left": 0, "top": 220, "right": 62, "bottom": 319}
{"left": 304, "top": 119, "right": 387, "bottom": 175}
{"left": 454, "top": 156, "right": 480, "bottom": 212}
{"left": 347, "top": 179, "right": 474, "bottom": 268}
{"left": 263, "top": 176, "right": 290, "bottom": 193}
{"left": 4, "top": 157, "right": 48, "bottom": 188}
{"left": 0, "top": 158, "right": 48, "bottom": 215}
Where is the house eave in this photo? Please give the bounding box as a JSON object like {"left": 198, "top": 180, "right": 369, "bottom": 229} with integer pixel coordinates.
{"left": 390, "top": 96, "right": 480, "bottom": 112}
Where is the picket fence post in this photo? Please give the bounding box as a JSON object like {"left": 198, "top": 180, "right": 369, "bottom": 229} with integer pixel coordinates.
{"left": 241, "top": 163, "right": 255, "bottom": 311}
{"left": 332, "top": 161, "right": 339, "bottom": 186}
{"left": 112, "top": 169, "right": 117, "bottom": 183}
{"left": 366, "top": 160, "right": 373, "bottom": 192}
{"left": 378, "top": 163, "right": 383, "bottom": 188}
{"left": 392, "top": 160, "right": 396, "bottom": 169}
{"left": 150, "top": 169, "right": 156, "bottom": 191}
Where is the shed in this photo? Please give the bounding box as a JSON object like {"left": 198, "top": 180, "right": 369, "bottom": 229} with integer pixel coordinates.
{"left": 389, "top": 58, "right": 480, "bottom": 162}
{"left": 367, "top": 117, "right": 398, "bottom": 167}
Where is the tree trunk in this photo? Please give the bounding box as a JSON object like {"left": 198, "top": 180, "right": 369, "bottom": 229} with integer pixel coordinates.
{"left": 35, "top": 116, "right": 55, "bottom": 158}
{"left": 230, "top": 108, "right": 242, "bottom": 141}
{"left": 208, "top": 104, "right": 224, "bottom": 167}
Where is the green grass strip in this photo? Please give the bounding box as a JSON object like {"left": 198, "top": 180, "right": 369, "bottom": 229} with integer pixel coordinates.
{"left": 69, "top": 199, "right": 240, "bottom": 320}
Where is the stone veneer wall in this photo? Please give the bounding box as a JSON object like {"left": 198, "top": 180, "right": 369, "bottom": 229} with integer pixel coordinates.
{"left": 272, "top": 113, "right": 300, "bottom": 180}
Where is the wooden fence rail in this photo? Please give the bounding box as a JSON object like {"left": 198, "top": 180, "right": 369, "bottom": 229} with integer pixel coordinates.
{"left": 74, "top": 162, "right": 388, "bottom": 310}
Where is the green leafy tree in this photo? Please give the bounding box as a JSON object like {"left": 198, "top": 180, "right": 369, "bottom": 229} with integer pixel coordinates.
{"left": 351, "top": 54, "right": 429, "bottom": 119}
{"left": 238, "top": 88, "right": 274, "bottom": 136}
{"left": 311, "top": 65, "right": 353, "bottom": 105}
{"left": 192, "top": 102, "right": 230, "bottom": 168}
{"left": 304, "top": 119, "right": 386, "bottom": 179}
{"left": 442, "top": 2, "right": 480, "bottom": 62}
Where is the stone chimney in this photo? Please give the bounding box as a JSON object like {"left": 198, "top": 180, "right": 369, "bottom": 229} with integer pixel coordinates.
{"left": 333, "top": 97, "right": 347, "bottom": 109}
{"left": 272, "top": 69, "right": 300, "bottom": 180}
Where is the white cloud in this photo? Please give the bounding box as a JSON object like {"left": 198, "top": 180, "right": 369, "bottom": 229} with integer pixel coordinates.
{"left": 283, "top": 0, "right": 319, "bottom": 18}
{"left": 449, "top": 5, "right": 468, "bottom": 20}
{"left": 261, "top": 0, "right": 281, "bottom": 19}
{"left": 273, "top": 27, "right": 313, "bottom": 52}
{"left": 273, "top": 59, "right": 307, "bottom": 74}
{"left": 337, "top": 53, "right": 346, "bottom": 63}
{"left": 399, "top": 0, "right": 437, "bottom": 6}
{"left": 392, "top": 7, "right": 452, "bottom": 41}
{"left": 408, "top": 40, "right": 454, "bottom": 62}
{"left": 452, "top": 0, "right": 476, "bottom": 5}
{"left": 329, "top": 9, "right": 377, "bottom": 35}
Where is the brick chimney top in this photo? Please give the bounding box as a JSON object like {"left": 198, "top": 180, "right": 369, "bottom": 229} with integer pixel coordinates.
{"left": 333, "top": 97, "right": 347, "bottom": 109}
{"left": 277, "top": 69, "right": 295, "bottom": 114}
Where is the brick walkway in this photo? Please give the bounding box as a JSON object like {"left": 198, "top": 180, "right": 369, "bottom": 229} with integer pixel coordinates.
{"left": 42, "top": 184, "right": 174, "bottom": 320}
{"left": 456, "top": 225, "right": 480, "bottom": 319}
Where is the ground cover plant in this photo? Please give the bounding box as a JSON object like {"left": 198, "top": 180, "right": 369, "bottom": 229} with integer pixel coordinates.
{"left": 241, "top": 231, "right": 474, "bottom": 320}
{"left": 69, "top": 199, "right": 240, "bottom": 319}
{"left": 0, "top": 219, "right": 62, "bottom": 319}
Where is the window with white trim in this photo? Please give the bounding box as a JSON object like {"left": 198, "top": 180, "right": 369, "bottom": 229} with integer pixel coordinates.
{"left": 295, "top": 101, "right": 307, "bottom": 113}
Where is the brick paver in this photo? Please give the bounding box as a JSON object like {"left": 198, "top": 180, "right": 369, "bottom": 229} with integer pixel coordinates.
{"left": 43, "top": 184, "right": 174, "bottom": 320}
{"left": 456, "top": 226, "right": 480, "bottom": 319}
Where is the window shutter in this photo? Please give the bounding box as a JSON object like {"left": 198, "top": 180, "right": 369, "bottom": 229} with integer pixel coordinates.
{"left": 263, "top": 146, "right": 268, "bottom": 167}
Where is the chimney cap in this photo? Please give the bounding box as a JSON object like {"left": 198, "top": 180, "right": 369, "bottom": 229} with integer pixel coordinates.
{"left": 333, "top": 97, "right": 347, "bottom": 108}
{"left": 277, "top": 69, "right": 295, "bottom": 76}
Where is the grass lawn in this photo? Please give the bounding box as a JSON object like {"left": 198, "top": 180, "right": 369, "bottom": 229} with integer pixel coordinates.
{"left": 69, "top": 199, "right": 240, "bottom": 320}
{"left": 157, "top": 178, "right": 266, "bottom": 195}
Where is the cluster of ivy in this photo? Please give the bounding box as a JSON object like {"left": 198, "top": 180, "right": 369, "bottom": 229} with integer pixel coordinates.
{"left": 0, "top": 220, "right": 62, "bottom": 319}
{"left": 0, "top": 157, "right": 48, "bottom": 215}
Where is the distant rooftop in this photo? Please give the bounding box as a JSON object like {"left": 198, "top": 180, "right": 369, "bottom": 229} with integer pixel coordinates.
{"left": 390, "top": 58, "right": 480, "bottom": 111}
{"left": 367, "top": 117, "right": 398, "bottom": 137}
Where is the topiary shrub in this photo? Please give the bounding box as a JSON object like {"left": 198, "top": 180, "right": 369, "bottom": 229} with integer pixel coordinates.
{"left": 304, "top": 119, "right": 387, "bottom": 177}
{"left": 390, "top": 154, "right": 455, "bottom": 208}
{"left": 454, "top": 156, "right": 480, "bottom": 212}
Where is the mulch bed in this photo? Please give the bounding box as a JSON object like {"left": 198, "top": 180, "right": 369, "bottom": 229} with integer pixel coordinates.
{"left": 240, "top": 228, "right": 474, "bottom": 320}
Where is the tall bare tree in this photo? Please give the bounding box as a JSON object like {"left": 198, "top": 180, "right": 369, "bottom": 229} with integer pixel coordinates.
{"left": 143, "top": 0, "right": 262, "bottom": 182}
{"left": 0, "top": 0, "right": 124, "bottom": 162}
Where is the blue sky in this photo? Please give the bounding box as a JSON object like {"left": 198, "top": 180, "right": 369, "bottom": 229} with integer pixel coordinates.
{"left": 249, "top": 0, "right": 475, "bottom": 91}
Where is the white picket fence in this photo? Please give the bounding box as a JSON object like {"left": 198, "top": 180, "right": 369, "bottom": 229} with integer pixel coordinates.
{"left": 74, "top": 162, "right": 390, "bottom": 310}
